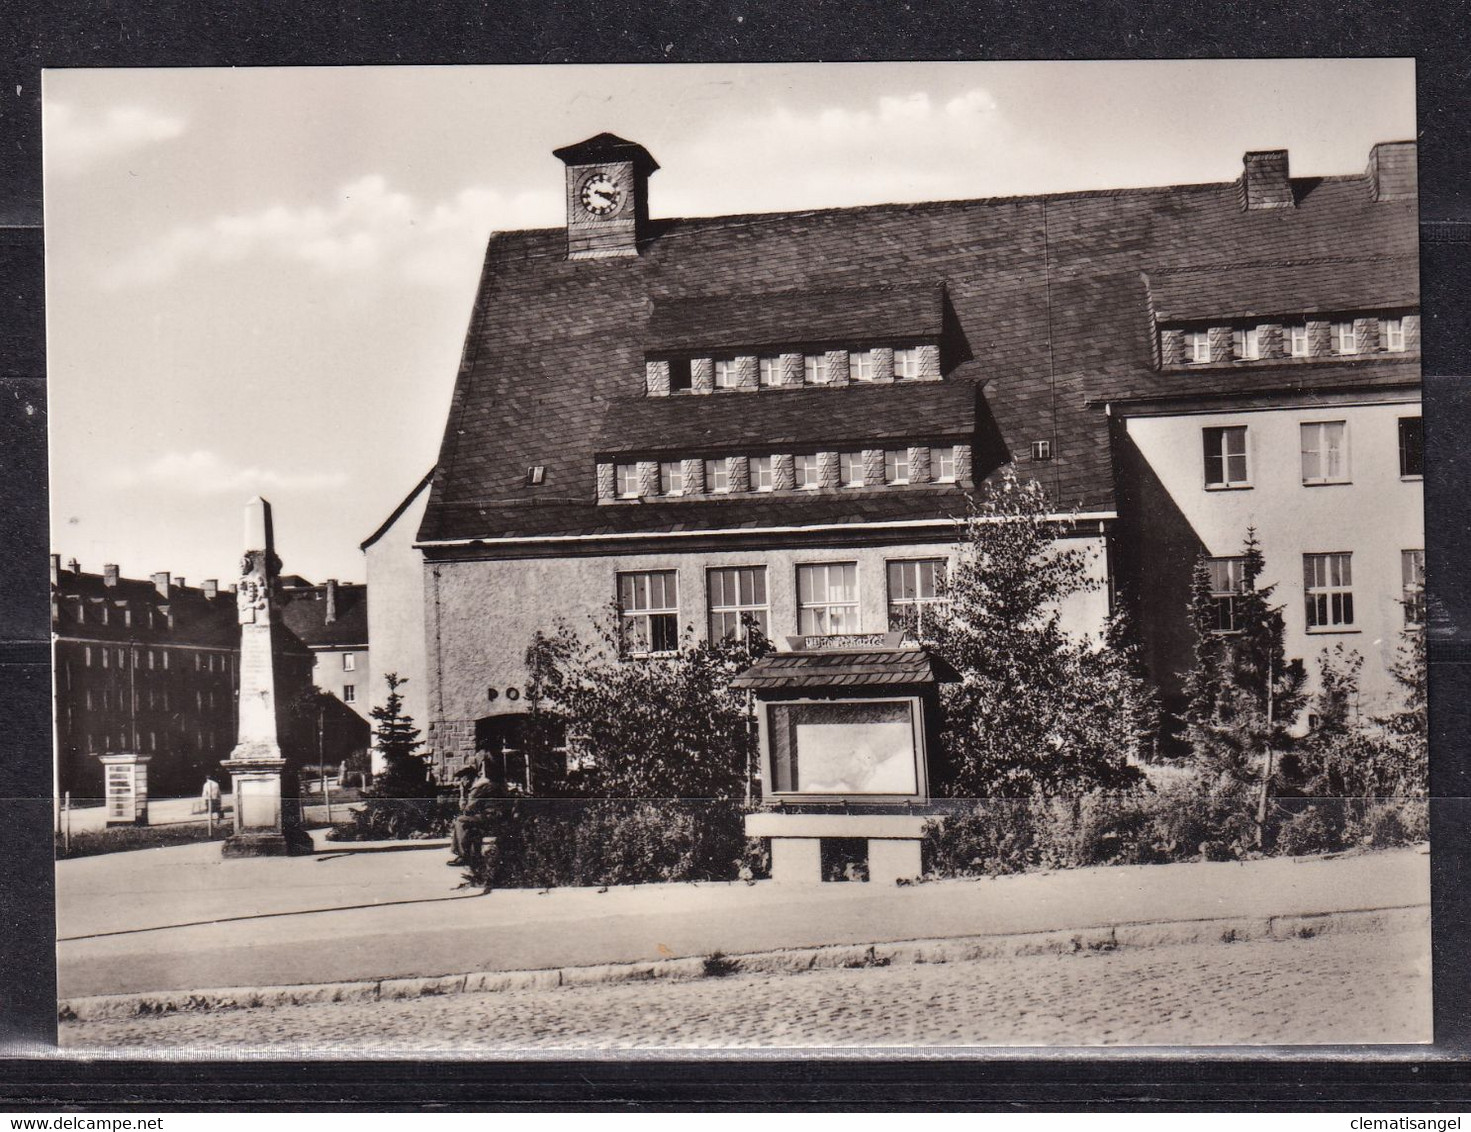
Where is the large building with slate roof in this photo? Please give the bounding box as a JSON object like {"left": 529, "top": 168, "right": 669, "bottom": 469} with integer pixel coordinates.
{"left": 412, "top": 133, "right": 1421, "bottom": 779}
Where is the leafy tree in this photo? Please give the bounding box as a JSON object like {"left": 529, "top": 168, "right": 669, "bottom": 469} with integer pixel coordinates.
{"left": 921, "top": 466, "right": 1153, "bottom": 798}
{"left": 523, "top": 614, "right": 770, "bottom": 800}
{"left": 366, "top": 672, "right": 431, "bottom": 796}
{"left": 1181, "top": 530, "right": 1308, "bottom": 846}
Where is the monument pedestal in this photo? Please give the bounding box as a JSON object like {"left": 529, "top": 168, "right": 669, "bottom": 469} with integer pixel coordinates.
{"left": 221, "top": 756, "right": 311, "bottom": 858}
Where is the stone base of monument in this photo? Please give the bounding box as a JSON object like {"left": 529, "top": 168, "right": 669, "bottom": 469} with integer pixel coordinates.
{"left": 221, "top": 755, "right": 314, "bottom": 857}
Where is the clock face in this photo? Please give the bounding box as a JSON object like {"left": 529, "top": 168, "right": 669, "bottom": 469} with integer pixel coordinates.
{"left": 579, "top": 173, "right": 622, "bottom": 218}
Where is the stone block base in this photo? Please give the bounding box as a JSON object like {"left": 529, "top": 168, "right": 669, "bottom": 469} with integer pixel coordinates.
{"left": 769, "top": 838, "right": 823, "bottom": 884}
{"left": 867, "top": 838, "right": 923, "bottom": 885}
{"left": 222, "top": 828, "right": 314, "bottom": 858}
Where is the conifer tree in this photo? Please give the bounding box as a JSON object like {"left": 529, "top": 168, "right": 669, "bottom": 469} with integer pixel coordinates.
{"left": 367, "top": 672, "right": 430, "bottom": 796}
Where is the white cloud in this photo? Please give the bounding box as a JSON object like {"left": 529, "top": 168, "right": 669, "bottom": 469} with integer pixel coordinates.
{"left": 45, "top": 102, "right": 187, "bottom": 175}
{"left": 103, "top": 176, "right": 562, "bottom": 288}
{"left": 107, "top": 450, "right": 349, "bottom": 497}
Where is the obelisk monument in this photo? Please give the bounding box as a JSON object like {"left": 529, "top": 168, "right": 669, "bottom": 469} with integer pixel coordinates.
{"left": 220, "top": 497, "right": 309, "bottom": 856}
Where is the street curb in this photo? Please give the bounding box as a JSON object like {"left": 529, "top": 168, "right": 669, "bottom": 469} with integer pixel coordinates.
{"left": 57, "top": 902, "right": 1428, "bottom": 1023}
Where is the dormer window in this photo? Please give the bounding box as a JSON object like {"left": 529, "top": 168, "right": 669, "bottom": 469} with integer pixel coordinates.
{"left": 669, "top": 359, "right": 692, "bottom": 392}
{"left": 1232, "top": 327, "right": 1260, "bottom": 360}
{"left": 849, "top": 350, "right": 874, "bottom": 381}
{"left": 1185, "top": 330, "right": 1211, "bottom": 364}
{"left": 1284, "top": 323, "right": 1308, "bottom": 357}
{"left": 1384, "top": 318, "right": 1406, "bottom": 352}
{"left": 884, "top": 449, "right": 910, "bottom": 485}
{"left": 839, "top": 451, "right": 865, "bottom": 488}
{"left": 758, "top": 356, "right": 781, "bottom": 387}
{"left": 1331, "top": 321, "right": 1358, "bottom": 355}
{"left": 615, "top": 463, "right": 640, "bottom": 499}
{"left": 658, "top": 460, "right": 684, "bottom": 496}
{"left": 750, "top": 456, "right": 774, "bottom": 492}
{"left": 804, "top": 354, "right": 829, "bottom": 384}
{"left": 794, "top": 454, "right": 821, "bottom": 490}
{"left": 713, "top": 358, "right": 738, "bottom": 389}
{"left": 705, "top": 457, "right": 730, "bottom": 494}
{"left": 934, "top": 446, "right": 957, "bottom": 482}
{"left": 894, "top": 347, "right": 921, "bottom": 379}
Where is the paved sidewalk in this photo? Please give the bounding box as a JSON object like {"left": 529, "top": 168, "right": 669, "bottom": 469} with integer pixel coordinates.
{"left": 56, "top": 838, "right": 1430, "bottom": 1001}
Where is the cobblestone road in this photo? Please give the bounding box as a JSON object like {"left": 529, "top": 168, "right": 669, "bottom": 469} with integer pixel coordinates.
{"left": 62, "top": 929, "right": 1429, "bottom": 1052}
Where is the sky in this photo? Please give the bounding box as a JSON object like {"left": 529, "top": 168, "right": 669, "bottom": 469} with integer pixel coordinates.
{"left": 43, "top": 60, "right": 1416, "bottom": 587}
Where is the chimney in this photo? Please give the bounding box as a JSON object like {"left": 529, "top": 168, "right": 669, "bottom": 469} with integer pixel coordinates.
{"left": 1239, "top": 150, "right": 1293, "bottom": 211}
{"left": 103, "top": 564, "right": 120, "bottom": 587}
{"left": 325, "top": 579, "right": 338, "bottom": 625}
{"left": 175, "top": 577, "right": 185, "bottom": 589}
{"left": 67, "top": 557, "right": 79, "bottom": 574}
{"left": 50, "top": 554, "right": 60, "bottom": 586}
{"left": 1368, "top": 140, "right": 1417, "bottom": 202}
{"left": 203, "top": 579, "right": 218, "bottom": 600}
{"left": 151, "top": 571, "right": 171, "bottom": 599}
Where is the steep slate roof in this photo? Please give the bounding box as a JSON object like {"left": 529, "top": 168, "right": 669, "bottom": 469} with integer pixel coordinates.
{"left": 1146, "top": 255, "right": 1420, "bottom": 323}
{"left": 277, "top": 584, "right": 369, "bottom": 648}
{"left": 421, "top": 164, "right": 1418, "bottom": 546}
{"left": 51, "top": 569, "right": 239, "bottom": 649}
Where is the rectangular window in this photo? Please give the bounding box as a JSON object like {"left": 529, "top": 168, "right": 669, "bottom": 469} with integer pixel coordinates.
{"left": 884, "top": 449, "right": 910, "bottom": 485}
{"left": 1232, "top": 327, "right": 1260, "bottom": 360}
{"left": 708, "top": 566, "right": 769, "bottom": 642}
{"left": 1304, "top": 552, "right": 1355, "bottom": 630}
{"left": 668, "top": 358, "right": 692, "bottom": 392}
{"left": 1203, "top": 426, "right": 1249, "bottom": 488}
{"left": 893, "top": 347, "right": 922, "bottom": 379}
{"left": 1402, "top": 549, "right": 1426, "bottom": 626}
{"left": 758, "top": 357, "right": 780, "bottom": 387}
{"left": 839, "top": 451, "right": 865, "bottom": 488}
{"left": 804, "top": 354, "right": 829, "bottom": 384}
{"left": 618, "top": 570, "right": 680, "bottom": 655}
{"left": 659, "top": 460, "right": 684, "bottom": 496}
{"left": 1384, "top": 318, "right": 1406, "bottom": 352}
{"left": 615, "top": 463, "right": 639, "bottom": 499}
{"left": 85, "top": 646, "right": 92, "bottom": 667}
{"left": 713, "top": 358, "right": 737, "bottom": 388}
{"left": 849, "top": 350, "right": 874, "bottom": 382}
{"left": 705, "top": 457, "right": 730, "bottom": 494}
{"left": 794, "top": 453, "right": 821, "bottom": 490}
{"left": 162, "top": 651, "right": 169, "bottom": 670}
{"left": 798, "top": 562, "right": 859, "bottom": 635}
{"left": 102, "top": 649, "right": 109, "bottom": 669}
{"left": 933, "top": 445, "right": 957, "bottom": 482}
{"left": 343, "top": 653, "right": 356, "bottom": 672}
{"left": 1300, "top": 421, "right": 1349, "bottom": 484}
{"left": 1331, "top": 321, "right": 1358, "bottom": 355}
{"left": 1399, "top": 416, "right": 1424, "bottom": 478}
{"left": 343, "top": 684, "right": 356, "bottom": 704}
{"left": 750, "top": 456, "right": 774, "bottom": 492}
{"left": 1286, "top": 324, "right": 1309, "bottom": 357}
{"left": 1185, "top": 330, "right": 1211, "bottom": 364}
{"left": 1207, "top": 557, "right": 1246, "bottom": 633}
{"left": 887, "top": 559, "right": 947, "bottom": 634}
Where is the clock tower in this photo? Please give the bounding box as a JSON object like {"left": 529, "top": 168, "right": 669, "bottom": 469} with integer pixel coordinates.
{"left": 552, "top": 133, "right": 659, "bottom": 260}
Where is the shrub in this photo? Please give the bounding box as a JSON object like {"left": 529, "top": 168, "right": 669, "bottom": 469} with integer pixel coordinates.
{"left": 330, "top": 792, "right": 459, "bottom": 841}
{"left": 1346, "top": 800, "right": 1428, "bottom": 849}
{"left": 56, "top": 822, "right": 227, "bottom": 860}
{"left": 1271, "top": 804, "right": 1346, "bottom": 857}
{"left": 464, "top": 799, "right": 763, "bottom": 889}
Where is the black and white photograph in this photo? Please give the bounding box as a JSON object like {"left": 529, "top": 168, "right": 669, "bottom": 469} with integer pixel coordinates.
{"left": 45, "top": 59, "right": 1430, "bottom": 1055}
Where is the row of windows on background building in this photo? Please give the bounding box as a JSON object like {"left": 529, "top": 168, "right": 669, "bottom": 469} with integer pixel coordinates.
{"left": 75, "top": 725, "right": 225, "bottom": 755}
{"left": 1206, "top": 548, "right": 1425, "bottom": 633}
{"left": 616, "top": 560, "right": 947, "bottom": 654}
{"left": 613, "top": 446, "right": 964, "bottom": 499}
{"left": 662, "top": 345, "right": 932, "bottom": 393}
{"left": 76, "top": 646, "right": 235, "bottom": 673}
{"left": 1201, "top": 416, "right": 1422, "bottom": 490}
{"left": 59, "top": 601, "right": 175, "bottom": 629}
{"left": 1167, "top": 314, "right": 1416, "bottom": 366}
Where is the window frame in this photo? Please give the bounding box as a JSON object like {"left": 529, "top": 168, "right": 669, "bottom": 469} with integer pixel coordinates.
{"left": 1232, "top": 326, "right": 1261, "bottom": 361}
{"left": 705, "top": 456, "right": 730, "bottom": 494}
{"left": 658, "top": 460, "right": 685, "bottom": 497}
{"left": 617, "top": 569, "right": 681, "bottom": 657}
{"left": 893, "top": 347, "right": 922, "bottom": 379}
{"left": 343, "top": 652, "right": 356, "bottom": 672}
{"left": 886, "top": 558, "right": 948, "bottom": 635}
{"left": 668, "top": 358, "right": 693, "bottom": 393}
{"left": 796, "top": 562, "right": 860, "bottom": 636}
{"left": 803, "top": 354, "right": 830, "bottom": 384}
{"left": 615, "top": 462, "right": 640, "bottom": 499}
{"left": 1398, "top": 416, "right": 1424, "bottom": 479}
{"left": 1300, "top": 420, "right": 1351, "bottom": 486}
{"left": 342, "top": 684, "right": 356, "bottom": 704}
{"left": 749, "top": 455, "right": 775, "bottom": 492}
{"left": 1402, "top": 549, "right": 1426, "bottom": 627}
{"left": 707, "top": 565, "right": 770, "bottom": 643}
{"left": 884, "top": 449, "right": 910, "bottom": 485}
{"left": 1185, "top": 330, "right": 1211, "bottom": 364}
{"left": 838, "top": 451, "right": 865, "bottom": 488}
{"left": 1286, "top": 323, "right": 1310, "bottom": 357}
{"left": 1304, "top": 552, "right": 1356, "bottom": 632}
{"left": 793, "top": 453, "right": 821, "bottom": 491}
{"left": 933, "top": 445, "right": 957, "bottom": 483}
{"left": 1384, "top": 318, "right": 1406, "bottom": 353}
{"left": 1206, "top": 556, "right": 1247, "bottom": 635}
{"left": 849, "top": 350, "right": 874, "bottom": 382}
{"left": 1202, "top": 425, "right": 1250, "bottom": 490}
{"left": 758, "top": 356, "right": 781, "bottom": 387}
{"left": 1331, "top": 321, "right": 1358, "bottom": 356}
{"left": 712, "top": 357, "right": 738, "bottom": 389}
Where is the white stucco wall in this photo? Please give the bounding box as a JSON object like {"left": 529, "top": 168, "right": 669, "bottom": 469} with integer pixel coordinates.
{"left": 1124, "top": 396, "right": 1423, "bottom": 707}
{"left": 424, "top": 532, "right": 1112, "bottom": 729}
{"left": 363, "top": 482, "right": 432, "bottom": 756}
